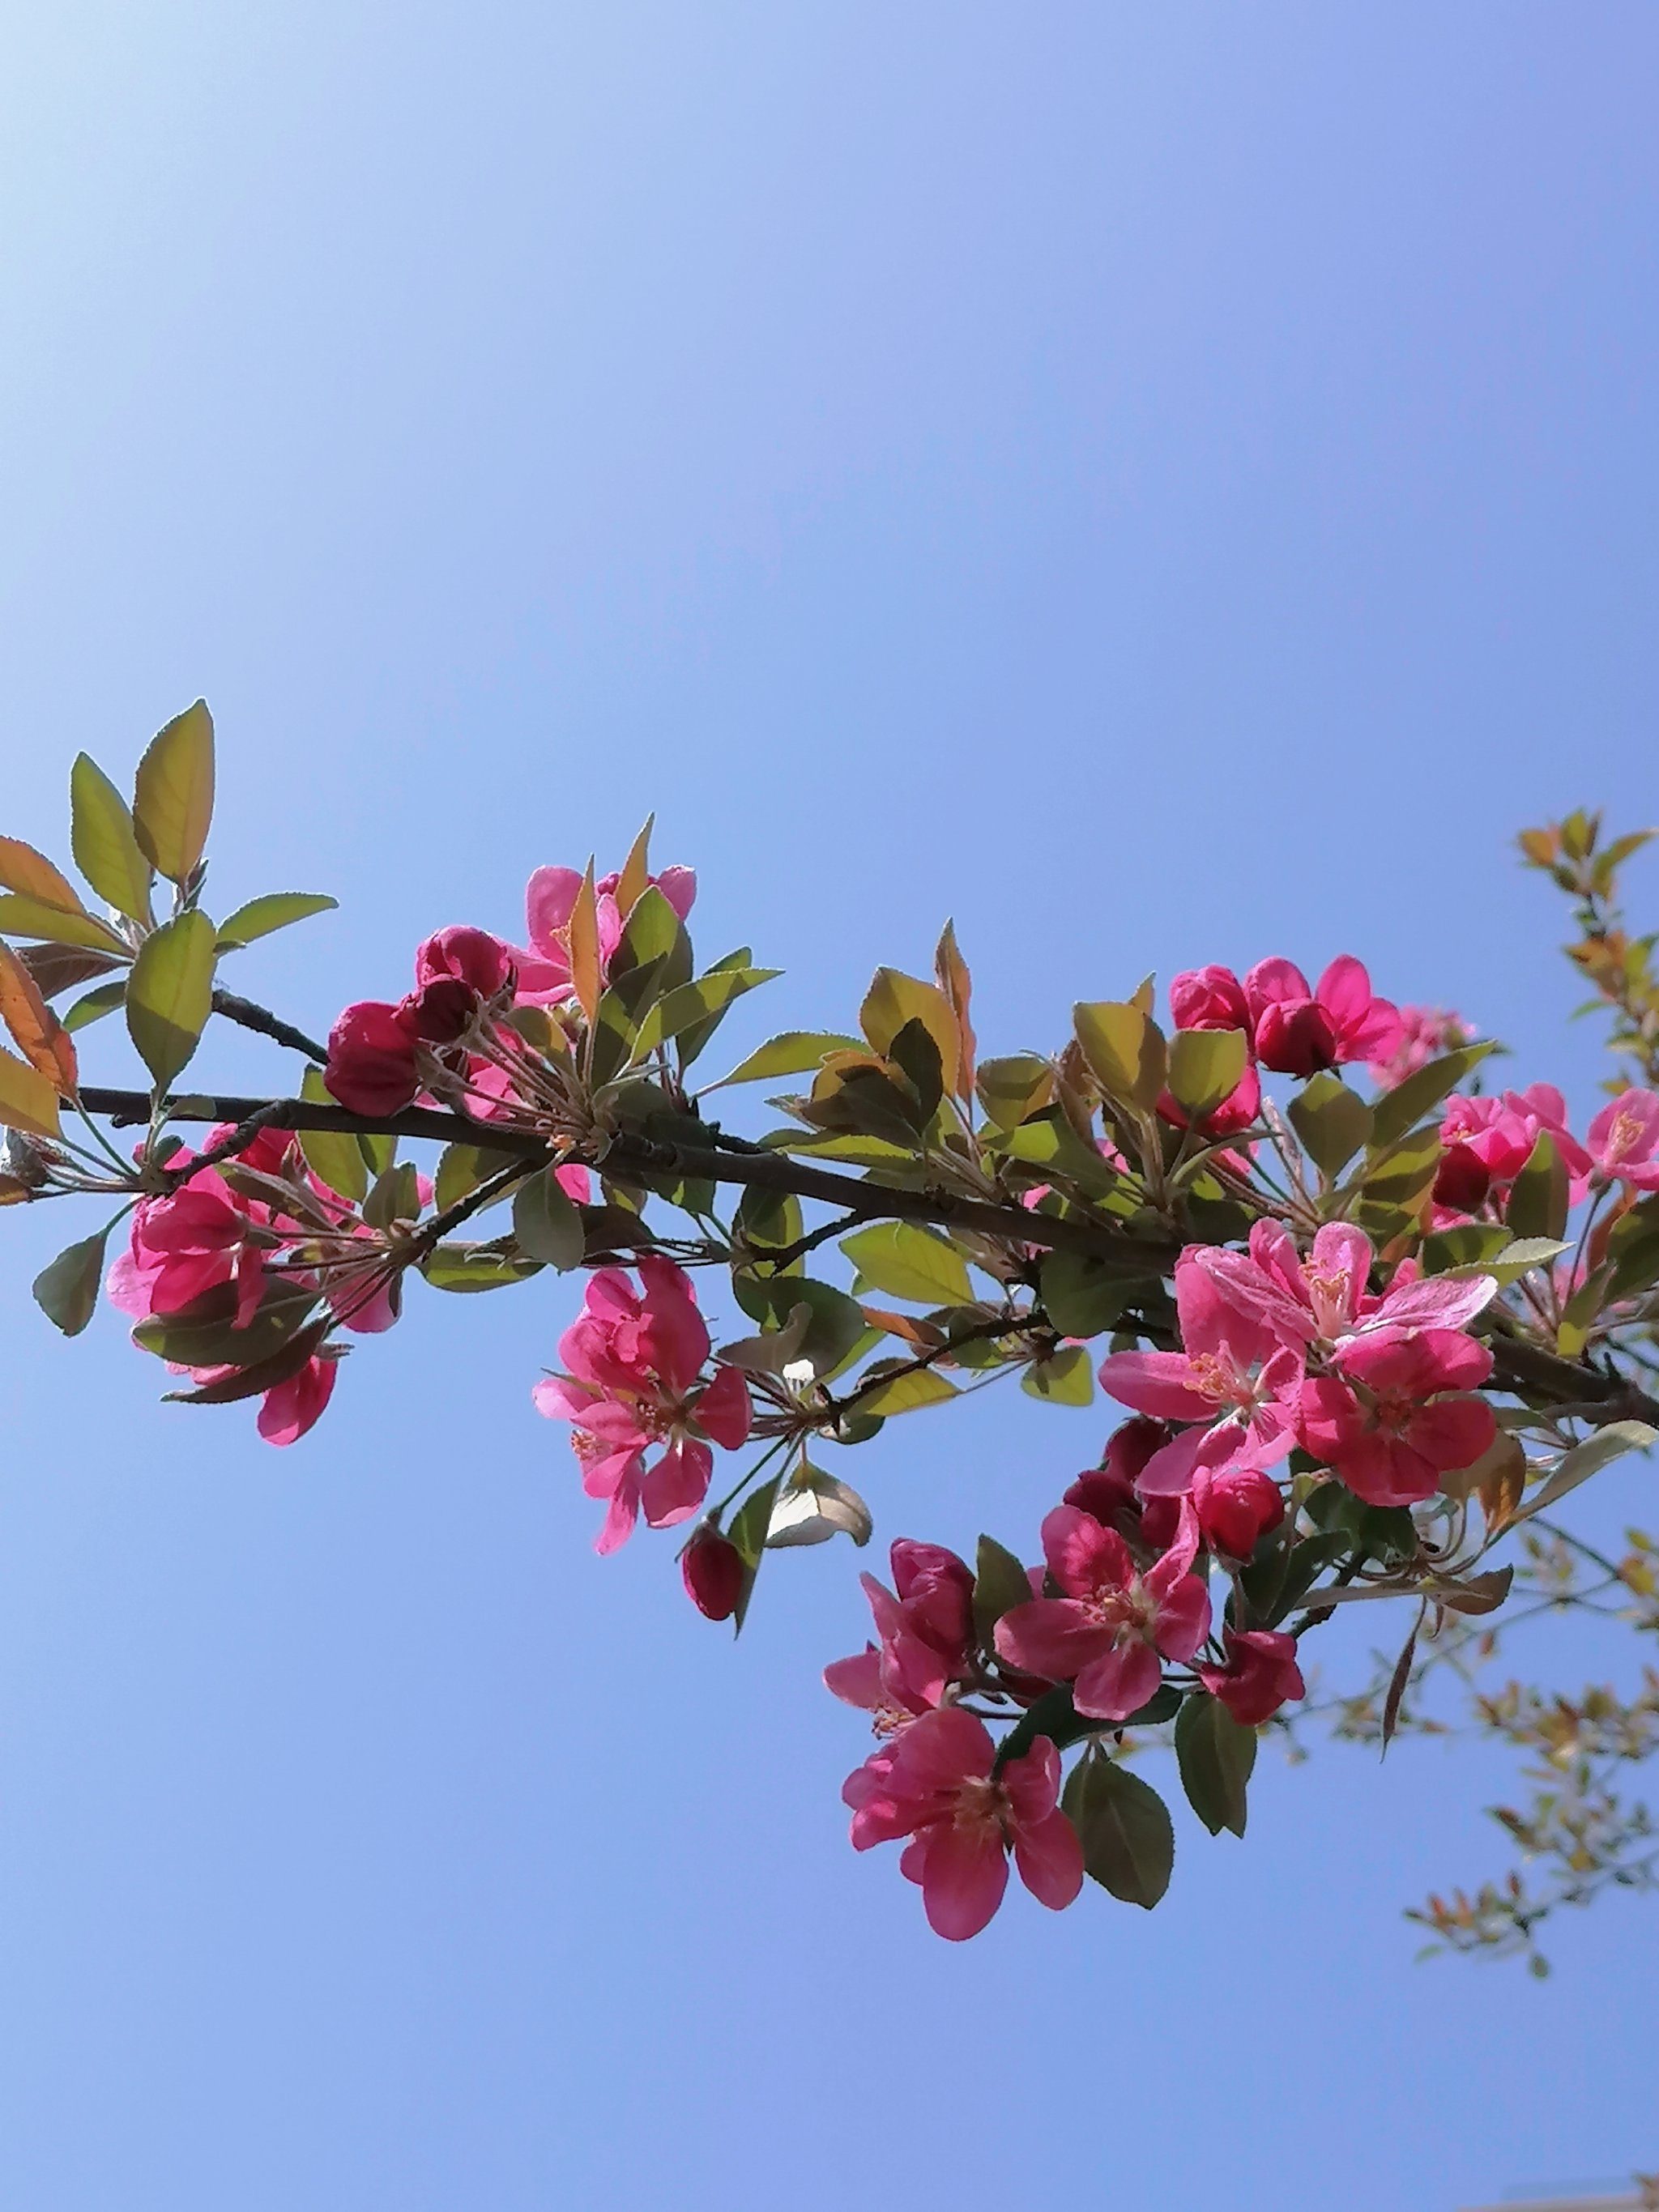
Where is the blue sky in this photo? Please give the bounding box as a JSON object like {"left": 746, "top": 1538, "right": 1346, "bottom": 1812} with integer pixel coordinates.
{"left": 1, "top": 6, "right": 1655, "bottom": 2207}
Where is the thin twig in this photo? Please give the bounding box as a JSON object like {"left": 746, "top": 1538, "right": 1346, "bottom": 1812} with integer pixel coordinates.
{"left": 210, "top": 990, "right": 329, "bottom": 1064}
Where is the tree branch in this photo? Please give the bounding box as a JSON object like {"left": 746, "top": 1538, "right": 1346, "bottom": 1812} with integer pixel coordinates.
{"left": 209, "top": 991, "right": 329, "bottom": 1063}
{"left": 75, "top": 1086, "right": 1173, "bottom": 1265}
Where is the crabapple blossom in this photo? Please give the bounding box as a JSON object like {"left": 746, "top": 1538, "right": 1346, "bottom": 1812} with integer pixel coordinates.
{"left": 843, "top": 1708, "right": 1082, "bottom": 1939}
{"left": 1246, "top": 954, "right": 1402, "bottom": 1078}
{"left": 531, "top": 1257, "right": 752, "bottom": 1554}
{"left": 1586, "top": 1087, "right": 1659, "bottom": 1190}
{"left": 1197, "top": 1629, "right": 1306, "bottom": 1726}
{"left": 1299, "top": 1331, "right": 1495, "bottom": 1508}
{"left": 994, "top": 1503, "right": 1212, "bottom": 1720}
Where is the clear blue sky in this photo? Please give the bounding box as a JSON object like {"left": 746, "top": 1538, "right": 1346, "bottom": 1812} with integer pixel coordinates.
{"left": 1, "top": 7, "right": 1654, "bottom": 2207}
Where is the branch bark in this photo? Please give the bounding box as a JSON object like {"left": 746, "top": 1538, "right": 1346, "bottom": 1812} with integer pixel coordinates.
{"left": 75, "top": 1085, "right": 1170, "bottom": 1266}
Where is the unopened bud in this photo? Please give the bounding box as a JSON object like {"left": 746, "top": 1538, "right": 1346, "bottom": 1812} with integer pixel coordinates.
{"left": 680, "top": 1524, "right": 744, "bottom": 1621}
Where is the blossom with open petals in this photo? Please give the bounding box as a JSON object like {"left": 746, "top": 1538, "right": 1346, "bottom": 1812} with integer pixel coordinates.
{"left": 1195, "top": 1220, "right": 1495, "bottom": 1356}
{"left": 994, "top": 1504, "right": 1211, "bottom": 1720}
{"left": 1298, "top": 1330, "right": 1495, "bottom": 1507}
{"left": 1196, "top": 1630, "right": 1305, "bottom": 1725}
{"left": 1246, "top": 956, "right": 1402, "bottom": 1078}
{"left": 532, "top": 1257, "right": 750, "bottom": 1553}
{"left": 1587, "top": 1088, "right": 1659, "bottom": 1191}
{"left": 842, "top": 1707, "right": 1082, "bottom": 1940}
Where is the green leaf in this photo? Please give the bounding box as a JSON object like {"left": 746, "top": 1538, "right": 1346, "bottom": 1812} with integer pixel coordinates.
{"left": 70, "top": 752, "right": 153, "bottom": 921}
{"left": 1175, "top": 1692, "right": 1256, "bottom": 1837}
{"left": 420, "top": 1242, "right": 543, "bottom": 1291}
{"left": 1167, "top": 1028, "right": 1247, "bottom": 1119}
{"left": 362, "top": 1161, "right": 420, "bottom": 1230}
{"left": 1073, "top": 1001, "right": 1166, "bottom": 1111}
{"left": 1361, "top": 1127, "right": 1443, "bottom": 1210}
{"left": 859, "top": 968, "right": 960, "bottom": 1093}
{"left": 511, "top": 1166, "right": 585, "bottom": 1269}
{"left": 133, "top": 1276, "right": 320, "bottom": 1369}
{"left": 1288, "top": 1072, "right": 1373, "bottom": 1178}
{"left": 991, "top": 1108, "right": 1124, "bottom": 1200}
{"left": 433, "top": 1140, "right": 521, "bottom": 1214}
{"left": 32, "top": 1226, "right": 112, "bottom": 1335}
{"left": 733, "top": 1186, "right": 804, "bottom": 1270}
{"left": 727, "top": 1475, "right": 783, "bottom": 1633}
{"left": 1557, "top": 1262, "right": 1614, "bottom": 1359}
{"left": 1038, "top": 1250, "right": 1134, "bottom": 1337}
{"left": 972, "top": 1535, "right": 1031, "bottom": 1647}
{"left": 215, "top": 893, "right": 338, "bottom": 950}
{"left": 974, "top": 1053, "right": 1055, "bottom": 1131}
{"left": 1021, "top": 1344, "right": 1094, "bottom": 1404}
{"left": 125, "top": 910, "right": 216, "bottom": 1089}
{"left": 1062, "top": 1751, "right": 1175, "bottom": 1908}
{"left": 1419, "top": 1221, "right": 1515, "bottom": 1275}
{"left": 162, "top": 1319, "right": 331, "bottom": 1404}
{"left": 1507, "top": 1130, "right": 1569, "bottom": 1242}
{"left": 852, "top": 1366, "right": 959, "bottom": 1417}
{"left": 295, "top": 1064, "right": 369, "bottom": 1202}
{"left": 1514, "top": 1420, "right": 1657, "bottom": 1524}
{"left": 0, "top": 1043, "right": 63, "bottom": 1139}
{"left": 633, "top": 967, "right": 779, "bottom": 1056}
{"left": 62, "top": 978, "right": 127, "bottom": 1031}
{"left": 133, "top": 700, "right": 215, "bottom": 881}
{"left": 839, "top": 1221, "right": 972, "bottom": 1306}
{"left": 731, "top": 1272, "right": 869, "bottom": 1378}
{"left": 706, "top": 1031, "right": 862, "bottom": 1089}
{"left": 609, "top": 882, "right": 685, "bottom": 978}
{"left": 0, "top": 892, "right": 128, "bottom": 954}
{"left": 765, "top": 1464, "right": 873, "bottom": 1549}
{"left": 1368, "top": 1042, "right": 1495, "bottom": 1149}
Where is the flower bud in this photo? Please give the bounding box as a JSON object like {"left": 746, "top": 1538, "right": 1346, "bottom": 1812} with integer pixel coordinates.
{"left": 323, "top": 1000, "right": 420, "bottom": 1116}
{"left": 681, "top": 1526, "right": 744, "bottom": 1621}
{"left": 416, "top": 926, "right": 514, "bottom": 999}
{"left": 1169, "top": 965, "right": 1251, "bottom": 1035}
{"left": 1253, "top": 999, "right": 1338, "bottom": 1078}
{"left": 1432, "top": 1140, "right": 1491, "bottom": 1213}
{"left": 1193, "top": 1462, "right": 1284, "bottom": 1560}
{"left": 402, "top": 976, "right": 477, "bottom": 1046}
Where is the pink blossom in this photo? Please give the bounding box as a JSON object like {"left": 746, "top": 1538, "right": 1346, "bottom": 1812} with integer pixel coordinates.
{"left": 1298, "top": 1330, "right": 1495, "bottom": 1507}
{"left": 843, "top": 1707, "right": 1083, "bottom": 1940}
{"left": 514, "top": 863, "right": 697, "bottom": 1003}
{"left": 1367, "top": 1005, "right": 1473, "bottom": 1090}
{"left": 1170, "top": 965, "right": 1252, "bottom": 1039}
{"left": 1191, "top": 1455, "right": 1284, "bottom": 1560}
{"left": 1098, "top": 1258, "right": 1301, "bottom": 1489}
{"left": 994, "top": 1504, "right": 1212, "bottom": 1720}
{"left": 1196, "top": 1630, "right": 1305, "bottom": 1725}
{"left": 256, "top": 1354, "right": 338, "bottom": 1446}
{"left": 1506, "top": 1084, "right": 1593, "bottom": 1186}
{"left": 1195, "top": 1220, "right": 1495, "bottom": 1355}
{"left": 108, "top": 1170, "right": 267, "bottom": 1328}
{"left": 1587, "top": 1089, "right": 1659, "bottom": 1190}
{"left": 323, "top": 999, "right": 422, "bottom": 1116}
{"left": 825, "top": 1539, "right": 976, "bottom": 1722}
{"left": 531, "top": 1257, "right": 751, "bottom": 1553}
{"left": 414, "top": 926, "right": 514, "bottom": 999}
{"left": 1246, "top": 956, "right": 1403, "bottom": 1079}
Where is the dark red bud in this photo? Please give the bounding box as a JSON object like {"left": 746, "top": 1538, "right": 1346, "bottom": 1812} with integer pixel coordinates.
{"left": 323, "top": 999, "right": 421, "bottom": 1117}
{"left": 1433, "top": 1141, "right": 1491, "bottom": 1213}
{"left": 681, "top": 1527, "right": 744, "bottom": 1621}
{"left": 1254, "top": 1000, "right": 1339, "bottom": 1079}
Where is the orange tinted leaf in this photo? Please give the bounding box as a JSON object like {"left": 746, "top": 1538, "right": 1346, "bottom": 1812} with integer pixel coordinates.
{"left": 569, "top": 861, "right": 601, "bottom": 1025}
{"left": 0, "top": 1042, "right": 62, "bottom": 1140}
{"left": 614, "top": 816, "right": 654, "bottom": 923}
{"left": 933, "top": 918, "right": 976, "bottom": 1102}
{"left": 0, "top": 836, "right": 85, "bottom": 913}
{"left": 0, "top": 943, "right": 76, "bottom": 1096}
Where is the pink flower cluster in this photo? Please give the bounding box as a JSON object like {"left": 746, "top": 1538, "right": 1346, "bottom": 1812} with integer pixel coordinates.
{"left": 1171, "top": 954, "right": 1403, "bottom": 1085}
{"left": 325, "top": 927, "right": 516, "bottom": 1117}
{"left": 1098, "top": 1221, "right": 1498, "bottom": 1510}
{"left": 107, "top": 1123, "right": 406, "bottom": 1444}
{"left": 1432, "top": 1081, "right": 1659, "bottom": 1217}
{"left": 532, "top": 1257, "right": 752, "bottom": 1553}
